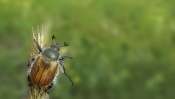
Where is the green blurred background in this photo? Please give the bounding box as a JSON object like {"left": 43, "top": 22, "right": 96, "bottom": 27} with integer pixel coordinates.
{"left": 0, "top": 0, "right": 175, "bottom": 99}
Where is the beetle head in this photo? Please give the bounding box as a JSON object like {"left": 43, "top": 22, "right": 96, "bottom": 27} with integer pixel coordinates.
{"left": 50, "top": 43, "right": 61, "bottom": 51}
{"left": 42, "top": 36, "right": 61, "bottom": 60}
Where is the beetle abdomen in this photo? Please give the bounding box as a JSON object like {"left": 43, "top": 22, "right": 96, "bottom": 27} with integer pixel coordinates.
{"left": 30, "top": 56, "right": 58, "bottom": 86}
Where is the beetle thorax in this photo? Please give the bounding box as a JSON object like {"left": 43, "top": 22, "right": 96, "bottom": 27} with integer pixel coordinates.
{"left": 42, "top": 48, "right": 59, "bottom": 61}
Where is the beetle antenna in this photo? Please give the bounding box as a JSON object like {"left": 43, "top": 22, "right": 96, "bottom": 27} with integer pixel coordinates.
{"left": 52, "top": 35, "right": 56, "bottom": 44}
{"left": 60, "top": 42, "right": 69, "bottom": 47}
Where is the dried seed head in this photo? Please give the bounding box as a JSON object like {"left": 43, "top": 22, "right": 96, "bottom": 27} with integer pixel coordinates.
{"left": 26, "top": 26, "right": 49, "bottom": 99}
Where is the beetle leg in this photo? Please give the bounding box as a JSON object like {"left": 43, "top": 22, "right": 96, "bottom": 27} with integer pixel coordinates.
{"left": 33, "top": 38, "right": 43, "bottom": 52}
{"left": 59, "top": 56, "right": 73, "bottom": 61}
{"left": 27, "top": 74, "right": 33, "bottom": 87}
{"left": 27, "top": 58, "right": 35, "bottom": 68}
{"left": 59, "top": 61, "right": 74, "bottom": 86}
{"left": 27, "top": 61, "right": 30, "bottom": 67}
{"left": 45, "top": 82, "right": 54, "bottom": 93}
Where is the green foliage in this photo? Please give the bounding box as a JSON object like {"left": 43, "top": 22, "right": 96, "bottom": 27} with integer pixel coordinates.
{"left": 0, "top": 0, "right": 175, "bottom": 99}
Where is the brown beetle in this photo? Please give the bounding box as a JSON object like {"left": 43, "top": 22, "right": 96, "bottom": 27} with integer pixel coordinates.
{"left": 28, "top": 36, "right": 73, "bottom": 92}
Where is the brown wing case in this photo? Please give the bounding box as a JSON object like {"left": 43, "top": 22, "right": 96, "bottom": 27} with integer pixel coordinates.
{"left": 30, "top": 56, "right": 58, "bottom": 86}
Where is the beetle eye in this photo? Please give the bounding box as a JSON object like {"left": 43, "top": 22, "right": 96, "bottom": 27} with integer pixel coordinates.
{"left": 57, "top": 48, "right": 60, "bottom": 51}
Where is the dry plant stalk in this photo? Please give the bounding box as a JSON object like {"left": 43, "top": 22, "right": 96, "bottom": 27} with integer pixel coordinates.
{"left": 26, "top": 26, "right": 49, "bottom": 99}
{"left": 26, "top": 85, "right": 49, "bottom": 99}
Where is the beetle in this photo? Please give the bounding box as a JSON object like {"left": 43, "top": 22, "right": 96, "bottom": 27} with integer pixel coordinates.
{"left": 27, "top": 35, "right": 73, "bottom": 92}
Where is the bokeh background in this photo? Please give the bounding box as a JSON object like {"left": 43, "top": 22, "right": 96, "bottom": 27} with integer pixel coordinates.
{"left": 0, "top": 0, "right": 175, "bottom": 99}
